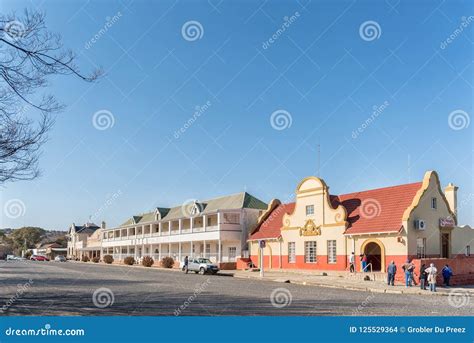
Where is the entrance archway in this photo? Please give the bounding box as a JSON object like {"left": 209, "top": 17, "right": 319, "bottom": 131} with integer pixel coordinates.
{"left": 361, "top": 239, "right": 385, "bottom": 272}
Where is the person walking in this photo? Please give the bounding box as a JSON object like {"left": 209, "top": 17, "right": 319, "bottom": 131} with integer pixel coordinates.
{"left": 387, "top": 260, "right": 397, "bottom": 286}
{"left": 419, "top": 263, "right": 428, "bottom": 290}
{"left": 361, "top": 254, "right": 368, "bottom": 272}
{"left": 442, "top": 264, "right": 453, "bottom": 287}
{"left": 183, "top": 255, "right": 189, "bottom": 274}
{"left": 349, "top": 252, "right": 355, "bottom": 273}
{"left": 402, "top": 260, "right": 414, "bottom": 287}
{"left": 425, "top": 263, "right": 438, "bottom": 292}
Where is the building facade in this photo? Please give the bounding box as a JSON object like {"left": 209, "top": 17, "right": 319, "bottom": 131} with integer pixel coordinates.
{"left": 249, "top": 171, "right": 473, "bottom": 281}
{"left": 101, "top": 192, "right": 267, "bottom": 269}
{"left": 67, "top": 222, "right": 103, "bottom": 260}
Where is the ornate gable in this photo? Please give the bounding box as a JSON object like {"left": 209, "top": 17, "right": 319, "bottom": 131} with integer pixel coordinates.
{"left": 282, "top": 176, "right": 347, "bottom": 235}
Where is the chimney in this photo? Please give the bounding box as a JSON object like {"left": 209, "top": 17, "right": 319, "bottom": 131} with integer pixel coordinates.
{"left": 101, "top": 221, "right": 106, "bottom": 229}
{"left": 444, "top": 183, "right": 458, "bottom": 216}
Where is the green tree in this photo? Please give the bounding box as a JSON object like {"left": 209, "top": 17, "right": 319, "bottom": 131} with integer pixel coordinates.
{"left": 9, "top": 227, "right": 45, "bottom": 253}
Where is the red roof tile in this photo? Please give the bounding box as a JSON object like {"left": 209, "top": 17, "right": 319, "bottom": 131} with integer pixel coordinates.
{"left": 250, "top": 203, "right": 295, "bottom": 240}
{"left": 249, "top": 182, "right": 422, "bottom": 239}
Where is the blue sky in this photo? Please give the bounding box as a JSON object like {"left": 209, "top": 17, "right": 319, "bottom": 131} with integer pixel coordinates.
{"left": 1, "top": 0, "right": 472, "bottom": 230}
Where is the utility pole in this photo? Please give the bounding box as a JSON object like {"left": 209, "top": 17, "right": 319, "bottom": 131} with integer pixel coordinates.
{"left": 317, "top": 144, "right": 321, "bottom": 177}
{"left": 407, "top": 154, "right": 411, "bottom": 183}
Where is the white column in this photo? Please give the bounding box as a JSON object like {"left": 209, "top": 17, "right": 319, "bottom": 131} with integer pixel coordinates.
{"left": 158, "top": 223, "right": 162, "bottom": 236}
{"left": 203, "top": 240, "right": 207, "bottom": 258}
{"left": 168, "top": 221, "right": 172, "bottom": 235}
{"left": 179, "top": 242, "right": 182, "bottom": 262}
{"left": 190, "top": 217, "right": 194, "bottom": 233}
{"left": 168, "top": 243, "right": 171, "bottom": 257}
{"left": 178, "top": 219, "right": 182, "bottom": 234}
{"left": 190, "top": 241, "right": 193, "bottom": 258}
{"left": 218, "top": 240, "right": 222, "bottom": 263}
{"left": 203, "top": 215, "right": 207, "bottom": 232}
{"left": 159, "top": 244, "right": 162, "bottom": 261}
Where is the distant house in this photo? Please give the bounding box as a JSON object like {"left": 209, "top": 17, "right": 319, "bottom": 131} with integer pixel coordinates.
{"left": 36, "top": 243, "right": 67, "bottom": 260}
{"left": 67, "top": 222, "right": 104, "bottom": 260}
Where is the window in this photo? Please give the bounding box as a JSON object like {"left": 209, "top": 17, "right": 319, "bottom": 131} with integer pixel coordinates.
{"left": 228, "top": 247, "right": 237, "bottom": 261}
{"left": 431, "top": 197, "right": 437, "bottom": 209}
{"left": 327, "top": 240, "right": 337, "bottom": 264}
{"left": 207, "top": 216, "right": 212, "bottom": 226}
{"left": 223, "top": 213, "right": 240, "bottom": 224}
{"left": 416, "top": 238, "right": 426, "bottom": 258}
{"left": 206, "top": 243, "right": 211, "bottom": 255}
{"left": 288, "top": 242, "right": 296, "bottom": 263}
{"left": 466, "top": 246, "right": 471, "bottom": 257}
{"left": 306, "top": 205, "right": 314, "bottom": 215}
{"left": 304, "top": 241, "right": 317, "bottom": 263}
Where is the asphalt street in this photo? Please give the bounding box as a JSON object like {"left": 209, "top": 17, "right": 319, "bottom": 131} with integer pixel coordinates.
{"left": 0, "top": 260, "right": 471, "bottom": 316}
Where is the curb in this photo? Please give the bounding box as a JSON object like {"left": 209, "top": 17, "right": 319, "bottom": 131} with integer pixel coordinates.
{"left": 232, "top": 273, "right": 465, "bottom": 297}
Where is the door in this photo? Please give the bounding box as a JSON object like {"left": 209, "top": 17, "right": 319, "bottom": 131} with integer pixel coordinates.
{"left": 441, "top": 233, "right": 450, "bottom": 258}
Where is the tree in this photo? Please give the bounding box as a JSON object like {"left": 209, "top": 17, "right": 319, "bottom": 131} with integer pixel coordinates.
{"left": 8, "top": 226, "right": 45, "bottom": 253}
{"left": 0, "top": 9, "right": 101, "bottom": 183}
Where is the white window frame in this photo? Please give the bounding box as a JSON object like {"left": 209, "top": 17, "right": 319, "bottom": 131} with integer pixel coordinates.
{"left": 304, "top": 241, "right": 317, "bottom": 263}
{"left": 327, "top": 240, "right": 337, "bottom": 264}
{"left": 416, "top": 238, "right": 426, "bottom": 258}
{"left": 228, "top": 247, "right": 237, "bottom": 262}
{"left": 306, "top": 205, "right": 314, "bottom": 216}
{"left": 288, "top": 242, "right": 296, "bottom": 263}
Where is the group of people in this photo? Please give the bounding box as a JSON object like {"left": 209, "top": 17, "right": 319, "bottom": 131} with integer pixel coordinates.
{"left": 348, "top": 252, "right": 369, "bottom": 273}
{"left": 347, "top": 252, "right": 454, "bottom": 292}
{"left": 386, "top": 260, "right": 454, "bottom": 292}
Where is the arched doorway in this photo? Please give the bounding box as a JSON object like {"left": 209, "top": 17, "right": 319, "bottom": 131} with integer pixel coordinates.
{"left": 361, "top": 239, "right": 385, "bottom": 272}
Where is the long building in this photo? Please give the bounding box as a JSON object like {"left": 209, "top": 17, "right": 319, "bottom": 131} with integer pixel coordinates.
{"left": 101, "top": 192, "right": 267, "bottom": 269}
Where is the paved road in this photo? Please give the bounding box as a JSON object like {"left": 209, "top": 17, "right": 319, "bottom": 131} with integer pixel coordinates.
{"left": 0, "top": 261, "right": 471, "bottom": 316}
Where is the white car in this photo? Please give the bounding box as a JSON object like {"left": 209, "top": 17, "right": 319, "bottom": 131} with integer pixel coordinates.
{"left": 183, "top": 258, "right": 219, "bottom": 275}
{"left": 54, "top": 255, "right": 67, "bottom": 262}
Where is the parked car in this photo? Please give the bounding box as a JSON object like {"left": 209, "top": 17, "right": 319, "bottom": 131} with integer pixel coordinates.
{"left": 54, "top": 255, "right": 67, "bottom": 262}
{"left": 30, "top": 255, "right": 49, "bottom": 261}
{"left": 185, "top": 258, "right": 219, "bottom": 275}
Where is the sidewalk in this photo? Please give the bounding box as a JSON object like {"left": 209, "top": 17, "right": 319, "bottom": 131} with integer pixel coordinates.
{"left": 229, "top": 269, "right": 474, "bottom": 296}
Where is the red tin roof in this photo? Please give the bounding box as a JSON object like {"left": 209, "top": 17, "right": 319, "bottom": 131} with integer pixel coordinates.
{"left": 249, "top": 182, "right": 422, "bottom": 240}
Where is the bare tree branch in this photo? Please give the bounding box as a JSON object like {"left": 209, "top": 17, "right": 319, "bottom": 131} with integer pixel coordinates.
{"left": 0, "top": 9, "right": 102, "bottom": 183}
